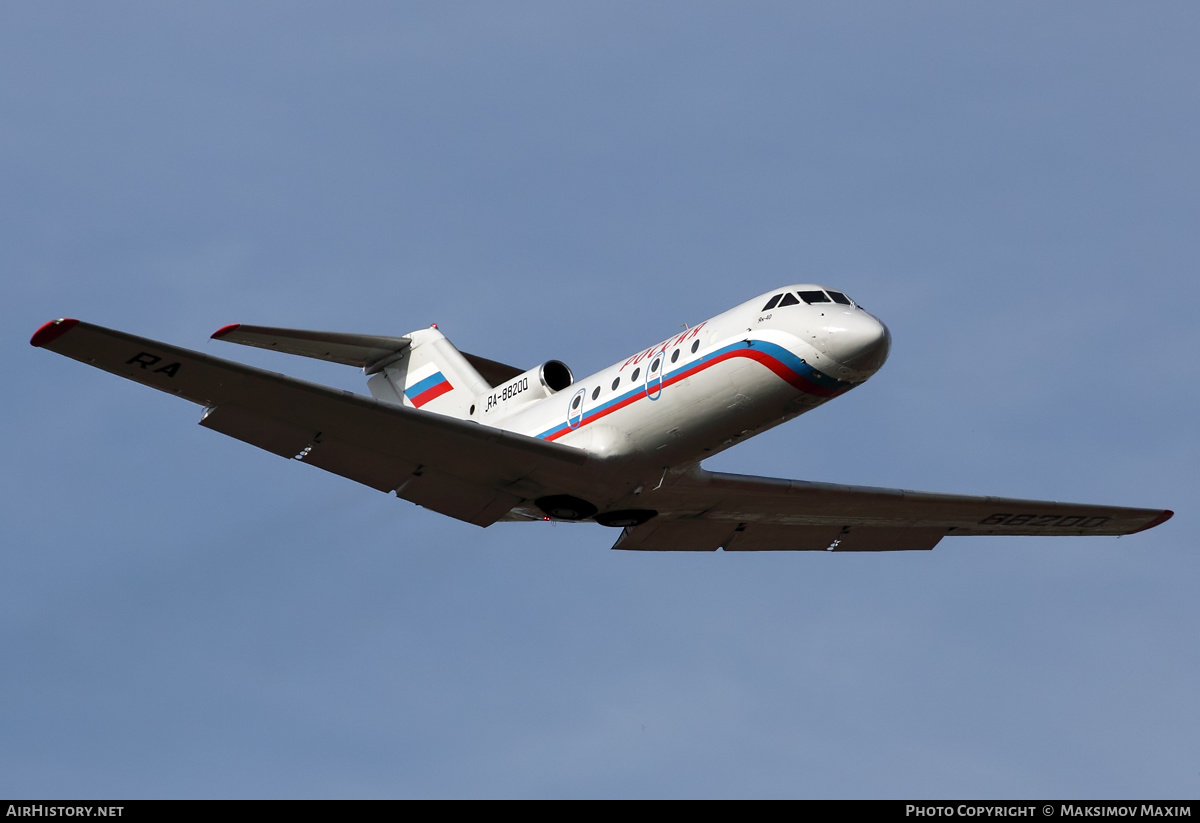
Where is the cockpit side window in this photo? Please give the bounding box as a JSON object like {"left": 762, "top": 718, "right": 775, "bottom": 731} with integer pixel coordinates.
{"left": 779, "top": 292, "right": 800, "bottom": 307}
{"left": 828, "top": 291, "right": 852, "bottom": 306}
{"left": 799, "top": 290, "right": 831, "bottom": 304}
{"left": 762, "top": 294, "right": 783, "bottom": 311}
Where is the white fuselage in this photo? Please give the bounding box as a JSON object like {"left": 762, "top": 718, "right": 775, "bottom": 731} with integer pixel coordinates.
{"left": 476, "top": 285, "right": 890, "bottom": 504}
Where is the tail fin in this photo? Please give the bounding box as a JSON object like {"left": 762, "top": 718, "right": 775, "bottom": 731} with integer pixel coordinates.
{"left": 364, "top": 327, "right": 490, "bottom": 418}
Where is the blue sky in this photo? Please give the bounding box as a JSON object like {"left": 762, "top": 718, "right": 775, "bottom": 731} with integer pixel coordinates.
{"left": 5, "top": 2, "right": 1198, "bottom": 798}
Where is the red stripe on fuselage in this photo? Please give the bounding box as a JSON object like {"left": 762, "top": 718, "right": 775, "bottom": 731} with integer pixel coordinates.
{"left": 735, "top": 347, "right": 842, "bottom": 398}
{"left": 542, "top": 346, "right": 846, "bottom": 441}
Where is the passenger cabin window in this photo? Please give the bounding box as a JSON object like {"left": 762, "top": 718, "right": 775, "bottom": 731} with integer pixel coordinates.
{"left": 828, "top": 291, "right": 852, "bottom": 306}
{"left": 762, "top": 294, "right": 783, "bottom": 311}
{"left": 779, "top": 292, "right": 800, "bottom": 307}
{"left": 799, "top": 290, "right": 831, "bottom": 304}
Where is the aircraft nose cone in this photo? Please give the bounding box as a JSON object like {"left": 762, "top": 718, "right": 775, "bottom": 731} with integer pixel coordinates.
{"left": 826, "top": 313, "right": 890, "bottom": 375}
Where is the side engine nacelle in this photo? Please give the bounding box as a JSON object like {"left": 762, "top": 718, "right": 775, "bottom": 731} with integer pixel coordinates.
{"left": 477, "top": 360, "right": 573, "bottom": 420}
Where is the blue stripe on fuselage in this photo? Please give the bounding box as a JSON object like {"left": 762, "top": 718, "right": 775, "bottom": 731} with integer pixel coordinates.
{"left": 533, "top": 339, "right": 853, "bottom": 441}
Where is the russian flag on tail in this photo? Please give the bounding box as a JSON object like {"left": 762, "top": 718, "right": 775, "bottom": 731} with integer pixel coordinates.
{"left": 404, "top": 363, "right": 454, "bottom": 408}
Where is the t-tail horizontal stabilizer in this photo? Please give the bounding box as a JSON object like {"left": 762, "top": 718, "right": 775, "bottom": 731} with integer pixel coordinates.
{"left": 211, "top": 324, "right": 412, "bottom": 373}
{"left": 211, "top": 323, "right": 525, "bottom": 388}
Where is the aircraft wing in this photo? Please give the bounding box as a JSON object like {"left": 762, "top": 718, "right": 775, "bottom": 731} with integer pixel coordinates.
{"left": 31, "top": 319, "right": 587, "bottom": 526}
{"left": 615, "top": 468, "right": 1172, "bottom": 551}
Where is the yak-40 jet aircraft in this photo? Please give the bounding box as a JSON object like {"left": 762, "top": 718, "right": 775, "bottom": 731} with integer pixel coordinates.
{"left": 32, "top": 286, "right": 1171, "bottom": 551}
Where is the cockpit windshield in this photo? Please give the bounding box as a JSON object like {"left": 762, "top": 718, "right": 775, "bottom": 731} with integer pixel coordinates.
{"left": 765, "top": 289, "right": 857, "bottom": 311}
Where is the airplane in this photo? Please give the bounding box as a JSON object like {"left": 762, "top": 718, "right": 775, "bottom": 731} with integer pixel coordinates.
{"left": 30, "top": 285, "right": 1172, "bottom": 551}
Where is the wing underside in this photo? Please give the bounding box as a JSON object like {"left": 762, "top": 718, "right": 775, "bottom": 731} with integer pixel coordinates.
{"left": 31, "top": 319, "right": 586, "bottom": 526}
{"left": 613, "top": 469, "right": 1172, "bottom": 551}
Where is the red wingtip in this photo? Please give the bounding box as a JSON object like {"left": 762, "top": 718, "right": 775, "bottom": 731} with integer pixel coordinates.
{"left": 1130, "top": 510, "right": 1174, "bottom": 534}
{"left": 30, "top": 318, "right": 79, "bottom": 347}
{"left": 211, "top": 323, "right": 241, "bottom": 340}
